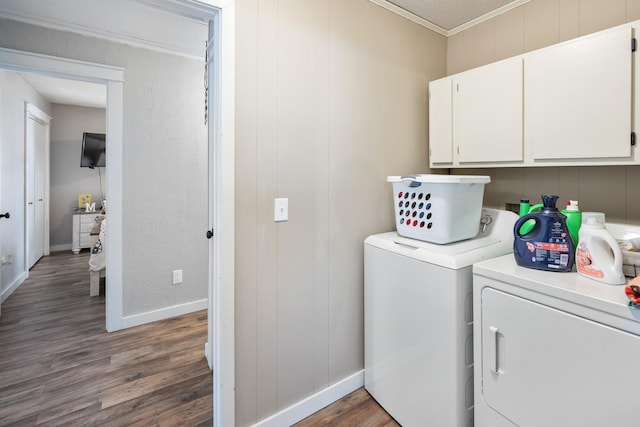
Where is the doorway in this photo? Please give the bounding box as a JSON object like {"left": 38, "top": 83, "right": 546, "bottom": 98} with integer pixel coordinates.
{"left": 0, "top": 1, "right": 236, "bottom": 424}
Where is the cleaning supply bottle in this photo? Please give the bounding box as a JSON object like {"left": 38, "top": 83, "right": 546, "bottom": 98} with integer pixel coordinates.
{"left": 575, "top": 212, "right": 626, "bottom": 285}
{"left": 518, "top": 199, "right": 543, "bottom": 235}
{"left": 561, "top": 200, "right": 581, "bottom": 246}
{"left": 513, "top": 195, "right": 574, "bottom": 272}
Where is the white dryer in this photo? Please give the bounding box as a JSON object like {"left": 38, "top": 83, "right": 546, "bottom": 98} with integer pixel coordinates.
{"left": 364, "top": 208, "right": 517, "bottom": 427}
{"left": 473, "top": 222, "right": 640, "bottom": 427}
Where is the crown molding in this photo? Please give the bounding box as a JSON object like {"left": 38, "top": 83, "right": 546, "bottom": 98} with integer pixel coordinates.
{"left": 448, "top": 0, "right": 530, "bottom": 36}
{"left": 369, "top": 0, "right": 448, "bottom": 36}
{"left": 0, "top": 0, "right": 215, "bottom": 59}
{"left": 369, "top": 0, "right": 531, "bottom": 37}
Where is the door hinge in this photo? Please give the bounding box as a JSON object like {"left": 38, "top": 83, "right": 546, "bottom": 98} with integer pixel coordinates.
{"left": 633, "top": 38, "right": 637, "bottom": 52}
{"left": 632, "top": 132, "right": 636, "bottom": 146}
{"left": 206, "top": 229, "right": 214, "bottom": 239}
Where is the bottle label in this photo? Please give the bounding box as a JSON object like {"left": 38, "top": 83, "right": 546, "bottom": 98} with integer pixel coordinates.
{"left": 576, "top": 243, "right": 604, "bottom": 279}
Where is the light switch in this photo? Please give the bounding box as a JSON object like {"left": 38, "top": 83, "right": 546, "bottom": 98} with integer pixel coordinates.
{"left": 274, "top": 198, "right": 288, "bottom": 222}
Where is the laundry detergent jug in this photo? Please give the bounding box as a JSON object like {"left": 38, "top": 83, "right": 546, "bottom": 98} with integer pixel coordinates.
{"left": 513, "top": 195, "right": 575, "bottom": 272}
{"left": 576, "top": 212, "right": 626, "bottom": 285}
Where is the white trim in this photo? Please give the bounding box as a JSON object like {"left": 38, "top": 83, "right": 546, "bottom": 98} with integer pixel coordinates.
{"left": 201, "top": 2, "right": 236, "bottom": 426}
{"left": 0, "top": 48, "right": 126, "bottom": 333}
{"left": 368, "top": 0, "right": 448, "bottom": 36}
{"left": 368, "top": 0, "right": 531, "bottom": 37}
{"left": 449, "top": 0, "right": 531, "bottom": 36}
{"left": 0, "top": 47, "right": 124, "bottom": 83}
{"left": 0, "top": 0, "right": 209, "bottom": 60}
{"left": 105, "top": 80, "right": 124, "bottom": 332}
{"left": 252, "top": 371, "right": 365, "bottom": 427}
{"left": 0, "top": 271, "right": 27, "bottom": 304}
{"left": 121, "top": 298, "right": 208, "bottom": 329}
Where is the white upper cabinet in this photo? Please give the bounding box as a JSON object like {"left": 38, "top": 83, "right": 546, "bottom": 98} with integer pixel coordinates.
{"left": 428, "top": 57, "right": 523, "bottom": 168}
{"left": 455, "top": 57, "right": 523, "bottom": 164}
{"left": 428, "top": 20, "right": 640, "bottom": 168}
{"left": 525, "top": 26, "right": 633, "bottom": 163}
{"left": 428, "top": 77, "right": 453, "bottom": 165}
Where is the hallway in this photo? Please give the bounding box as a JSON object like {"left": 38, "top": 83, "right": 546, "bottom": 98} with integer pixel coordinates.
{"left": 0, "top": 251, "right": 212, "bottom": 426}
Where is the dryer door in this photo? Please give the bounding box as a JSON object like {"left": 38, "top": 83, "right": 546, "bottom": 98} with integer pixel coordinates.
{"left": 480, "top": 287, "right": 640, "bottom": 426}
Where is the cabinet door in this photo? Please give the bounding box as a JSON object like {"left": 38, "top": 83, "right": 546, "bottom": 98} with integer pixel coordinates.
{"left": 480, "top": 287, "right": 639, "bottom": 427}
{"left": 455, "top": 57, "right": 523, "bottom": 163}
{"left": 428, "top": 77, "right": 453, "bottom": 165}
{"left": 525, "top": 26, "right": 632, "bottom": 160}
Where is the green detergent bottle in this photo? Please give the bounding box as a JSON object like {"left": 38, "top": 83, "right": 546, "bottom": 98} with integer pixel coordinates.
{"left": 561, "top": 200, "right": 581, "bottom": 246}
{"left": 518, "top": 199, "right": 543, "bottom": 235}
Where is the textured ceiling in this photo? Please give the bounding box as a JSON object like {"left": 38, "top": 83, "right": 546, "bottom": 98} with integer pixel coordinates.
{"left": 385, "top": 0, "right": 522, "bottom": 31}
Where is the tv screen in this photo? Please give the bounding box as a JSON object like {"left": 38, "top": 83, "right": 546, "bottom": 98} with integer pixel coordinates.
{"left": 81, "top": 132, "right": 106, "bottom": 168}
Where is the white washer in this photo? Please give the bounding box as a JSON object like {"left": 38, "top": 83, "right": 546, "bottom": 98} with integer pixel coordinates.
{"left": 364, "top": 208, "right": 517, "bottom": 427}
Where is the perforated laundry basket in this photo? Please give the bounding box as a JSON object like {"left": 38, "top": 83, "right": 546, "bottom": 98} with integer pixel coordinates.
{"left": 388, "top": 174, "right": 490, "bottom": 244}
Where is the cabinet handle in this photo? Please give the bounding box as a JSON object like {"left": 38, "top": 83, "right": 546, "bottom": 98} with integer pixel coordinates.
{"left": 489, "top": 326, "right": 500, "bottom": 375}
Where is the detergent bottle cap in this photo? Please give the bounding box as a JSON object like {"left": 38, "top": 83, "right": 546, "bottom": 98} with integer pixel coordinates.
{"left": 565, "top": 200, "right": 580, "bottom": 211}
{"left": 541, "top": 195, "right": 559, "bottom": 210}
{"left": 582, "top": 212, "right": 605, "bottom": 228}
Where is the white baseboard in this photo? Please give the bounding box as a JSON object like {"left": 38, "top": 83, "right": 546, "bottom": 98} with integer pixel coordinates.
{"left": 121, "top": 298, "right": 208, "bottom": 329}
{"left": 0, "top": 271, "right": 28, "bottom": 304}
{"left": 253, "top": 370, "right": 365, "bottom": 427}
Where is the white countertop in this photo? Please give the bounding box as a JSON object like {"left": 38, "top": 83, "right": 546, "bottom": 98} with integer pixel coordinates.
{"left": 473, "top": 254, "right": 640, "bottom": 322}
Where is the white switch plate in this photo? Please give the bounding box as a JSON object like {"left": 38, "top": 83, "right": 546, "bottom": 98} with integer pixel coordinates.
{"left": 172, "top": 269, "right": 183, "bottom": 285}
{"left": 274, "top": 198, "right": 288, "bottom": 222}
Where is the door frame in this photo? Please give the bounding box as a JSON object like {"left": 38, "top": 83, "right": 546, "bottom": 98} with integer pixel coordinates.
{"left": 24, "top": 102, "right": 51, "bottom": 270}
{"left": 0, "top": 47, "right": 125, "bottom": 333}
{"left": 201, "top": 2, "right": 235, "bottom": 426}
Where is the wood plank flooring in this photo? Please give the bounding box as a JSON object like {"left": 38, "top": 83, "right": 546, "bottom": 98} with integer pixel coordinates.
{"left": 0, "top": 251, "right": 213, "bottom": 426}
{"left": 294, "top": 388, "right": 400, "bottom": 427}
{"left": 0, "top": 250, "right": 399, "bottom": 426}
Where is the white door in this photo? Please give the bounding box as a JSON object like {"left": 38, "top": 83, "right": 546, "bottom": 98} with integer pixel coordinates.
{"left": 454, "top": 57, "right": 523, "bottom": 163}
{"left": 525, "top": 26, "right": 632, "bottom": 160}
{"left": 25, "top": 104, "right": 50, "bottom": 269}
{"left": 428, "top": 77, "right": 453, "bottom": 165}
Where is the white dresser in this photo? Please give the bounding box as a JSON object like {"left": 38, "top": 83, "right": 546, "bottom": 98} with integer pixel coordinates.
{"left": 72, "top": 212, "right": 105, "bottom": 254}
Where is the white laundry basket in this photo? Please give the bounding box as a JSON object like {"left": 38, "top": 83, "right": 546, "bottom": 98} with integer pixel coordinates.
{"left": 388, "top": 174, "right": 490, "bottom": 244}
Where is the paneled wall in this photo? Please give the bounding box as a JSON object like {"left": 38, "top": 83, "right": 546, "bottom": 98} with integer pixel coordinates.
{"left": 234, "top": 0, "right": 446, "bottom": 424}
{"left": 448, "top": 0, "right": 640, "bottom": 223}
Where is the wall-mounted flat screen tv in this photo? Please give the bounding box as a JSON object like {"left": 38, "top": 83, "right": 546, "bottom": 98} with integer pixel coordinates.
{"left": 80, "top": 132, "right": 106, "bottom": 168}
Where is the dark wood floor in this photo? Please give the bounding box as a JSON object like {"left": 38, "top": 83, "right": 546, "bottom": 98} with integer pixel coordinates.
{"left": 0, "top": 251, "right": 213, "bottom": 426}
{"left": 0, "top": 250, "right": 397, "bottom": 426}
{"left": 294, "top": 388, "right": 400, "bottom": 427}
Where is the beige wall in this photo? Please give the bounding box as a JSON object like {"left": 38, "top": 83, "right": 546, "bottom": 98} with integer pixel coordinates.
{"left": 234, "top": 0, "right": 447, "bottom": 424}
{"left": 448, "top": 0, "right": 640, "bottom": 224}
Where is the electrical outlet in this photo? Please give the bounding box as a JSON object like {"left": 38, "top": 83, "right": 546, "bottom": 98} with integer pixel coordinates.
{"left": 172, "top": 269, "right": 183, "bottom": 285}
{"left": 1, "top": 254, "right": 13, "bottom": 266}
